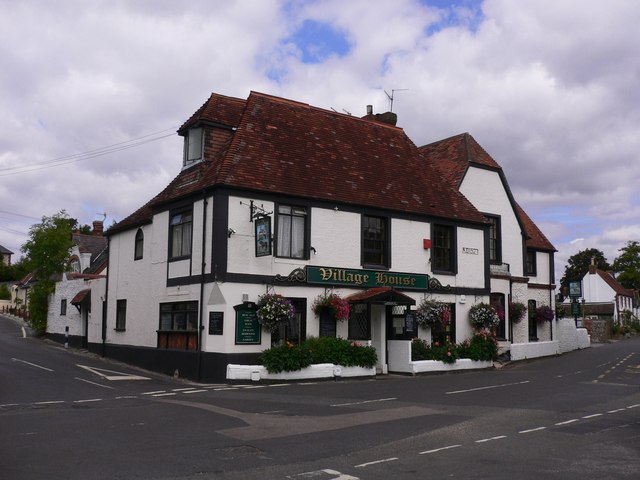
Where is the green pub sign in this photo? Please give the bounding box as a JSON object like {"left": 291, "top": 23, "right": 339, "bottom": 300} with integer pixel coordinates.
{"left": 234, "top": 304, "right": 261, "bottom": 345}
{"left": 306, "top": 266, "right": 428, "bottom": 290}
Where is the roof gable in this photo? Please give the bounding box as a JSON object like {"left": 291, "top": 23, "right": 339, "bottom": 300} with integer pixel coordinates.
{"left": 591, "top": 268, "right": 635, "bottom": 297}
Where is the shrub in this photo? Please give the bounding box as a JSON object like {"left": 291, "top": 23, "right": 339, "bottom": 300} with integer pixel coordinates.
{"left": 260, "top": 336, "right": 377, "bottom": 373}
{"left": 457, "top": 331, "right": 498, "bottom": 361}
{"left": 411, "top": 338, "right": 457, "bottom": 363}
{"left": 412, "top": 331, "right": 498, "bottom": 364}
{"left": 0, "top": 283, "right": 11, "bottom": 300}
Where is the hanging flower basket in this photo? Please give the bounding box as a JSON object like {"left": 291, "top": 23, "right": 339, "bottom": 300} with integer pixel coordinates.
{"left": 312, "top": 292, "right": 350, "bottom": 321}
{"left": 534, "top": 305, "right": 555, "bottom": 323}
{"left": 415, "top": 299, "right": 450, "bottom": 328}
{"left": 509, "top": 301, "right": 527, "bottom": 323}
{"left": 256, "top": 294, "right": 296, "bottom": 333}
{"left": 468, "top": 302, "right": 500, "bottom": 330}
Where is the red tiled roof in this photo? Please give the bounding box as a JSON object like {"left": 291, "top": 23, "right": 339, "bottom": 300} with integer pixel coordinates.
{"left": 178, "top": 92, "right": 246, "bottom": 133}
{"left": 514, "top": 203, "right": 556, "bottom": 252}
{"left": 111, "top": 91, "right": 489, "bottom": 234}
{"left": 593, "top": 269, "right": 635, "bottom": 297}
{"left": 420, "top": 133, "right": 555, "bottom": 252}
{"left": 419, "top": 133, "right": 500, "bottom": 188}
{"left": 71, "top": 289, "right": 91, "bottom": 305}
{"left": 345, "top": 287, "right": 416, "bottom": 305}
{"left": 213, "top": 92, "right": 486, "bottom": 222}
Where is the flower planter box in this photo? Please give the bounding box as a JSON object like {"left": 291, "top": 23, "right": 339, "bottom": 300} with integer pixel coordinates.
{"left": 226, "top": 363, "right": 376, "bottom": 382}
{"left": 410, "top": 358, "right": 493, "bottom": 374}
{"left": 387, "top": 340, "right": 493, "bottom": 374}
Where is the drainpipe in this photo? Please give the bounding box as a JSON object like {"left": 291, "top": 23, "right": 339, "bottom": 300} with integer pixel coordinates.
{"left": 197, "top": 192, "right": 208, "bottom": 382}
{"left": 102, "top": 236, "right": 110, "bottom": 357}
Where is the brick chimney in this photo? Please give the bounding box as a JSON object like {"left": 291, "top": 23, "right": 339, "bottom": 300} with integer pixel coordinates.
{"left": 92, "top": 220, "right": 104, "bottom": 236}
{"left": 361, "top": 106, "right": 398, "bottom": 126}
{"left": 588, "top": 257, "right": 597, "bottom": 274}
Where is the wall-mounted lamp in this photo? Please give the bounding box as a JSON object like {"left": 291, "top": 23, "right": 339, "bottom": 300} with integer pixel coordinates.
{"left": 227, "top": 228, "right": 236, "bottom": 238}
{"left": 310, "top": 246, "right": 317, "bottom": 255}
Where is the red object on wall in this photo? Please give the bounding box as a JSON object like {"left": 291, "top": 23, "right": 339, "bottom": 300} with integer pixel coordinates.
{"left": 423, "top": 239, "right": 432, "bottom": 249}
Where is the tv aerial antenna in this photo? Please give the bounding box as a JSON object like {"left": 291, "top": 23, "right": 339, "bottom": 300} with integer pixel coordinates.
{"left": 384, "top": 88, "right": 408, "bottom": 112}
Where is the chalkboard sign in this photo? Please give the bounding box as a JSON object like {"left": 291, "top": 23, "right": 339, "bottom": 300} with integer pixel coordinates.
{"left": 318, "top": 313, "right": 337, "bottom": 338}
{"left": 404, "top": 312, "right": 416, "bottom": 335}
{"left": 235, "top": 305, "right": 261, "bottom": 345}
{"left": 209, "top": 311, "right": 223, "bottom": 335}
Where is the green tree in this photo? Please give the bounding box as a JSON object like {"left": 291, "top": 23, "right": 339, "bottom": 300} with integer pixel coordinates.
{"left": 612, "top": 241, "right": 640, "bottom": 290}
{"left": 560, "top": 248, "right": 610, "bottom": 299}
{"left": 20, "top": 210, "right": 75, "bottom": 334}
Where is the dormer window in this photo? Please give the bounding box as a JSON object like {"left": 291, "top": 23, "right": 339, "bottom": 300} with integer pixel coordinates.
{"left": 183, "top": 127, "right": 203, "bottom": 166}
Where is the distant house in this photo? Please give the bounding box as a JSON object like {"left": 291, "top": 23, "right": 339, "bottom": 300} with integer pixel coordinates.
{"left": 0, "top": 244, "right": 13, "bottom": 266}
{"left": 582, "top": 264, "right": 638, "bottom": 323}
{"left": 91, "top": 90, "right": 562, "bottom": 382}
{"left": 46, "top": 221, "right": 107, "bottom": 348}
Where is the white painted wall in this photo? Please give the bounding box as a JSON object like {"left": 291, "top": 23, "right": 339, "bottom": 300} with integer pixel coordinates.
{"left": 460, "top": 167, "right": 523, "bottom": 276}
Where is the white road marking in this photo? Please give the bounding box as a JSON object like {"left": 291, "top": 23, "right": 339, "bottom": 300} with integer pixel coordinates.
{"left": 519, "top": 427, "right": 547, "bottom": 434}
{"left": 627, "top": 404, "right": 640, "bottom": 409}
{"left": 446, "top": 380, "right": 529, "bottom": 395}
{"left": 182, "top": 389, "right": 207, "bottom": 394}
{"left": 141, "top": 390, "right": 166, "bottom": 395}
{"left": 607, "top": 408, "right": 626, "bottom": 413}
{"left": 331, "top": 397, "right": 397, "bottom": 407}
{"left": 419, "top": 444, "right": 462, "bottom": 454}
{"left": 0, "top": 403, "right": 20, "bottom": 408}
{"left": 34, "top": 400, "right": 65, "bottom": 405}
{"left": 115, "top": 396, "right": 138, "bottom": 399}
{"left": 291, "top": 468, "right": 359, "bottom": 479}
{"left": 74, "top": 377, "right": 115, "bottom": 389}
{"left": 11, "top": 358, "right": 53, "bottom": 372}
{"left": 77, "top": 364, "right": 150, "bottom": 381}
{"left": 172, "top": 388, "right": 197, "bottom": 392}
{"left": 242, "top": 385, "right": 266, "bottom": 389}
{"left": 213, "top": 387, "right": 238, "bottom": 391}
{"left": 21, "top": 327, "right": 26, "bottom": 338}
{"left": 555, "top": 419, "right": 579, "bottom": 426}
{"left": 73, "top": 398, "right": 102, "bottom": 403}
{"left": 151, "top": 392, "right": 177, "bottom": 397}
{"left": 354, "top": 457, "right": 398, "bottom": 468}
{"left": 475, "top": 435, "right": 507, "bottom": 443}
{"left": 582, "top": 413, "right": 603, "bottom": 419}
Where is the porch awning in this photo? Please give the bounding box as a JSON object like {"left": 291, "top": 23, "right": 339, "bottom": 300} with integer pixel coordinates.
{"left": 71, "top": 289, "right": 91, "bottom": 306}
{"left": 345, "top": 287, "right": 416, "bottom": 306}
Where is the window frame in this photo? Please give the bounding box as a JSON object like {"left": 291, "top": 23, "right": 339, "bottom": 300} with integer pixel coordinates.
{"left": 169, "top": 209, "right": 193, "bottom": 260}
{"left": 348, "top": 303, "right": 371, "bottom": 340}
{"left": 183, "top": 127, "right": 203, "bottom": 167}
{"left": 432, "top": 224, "right": 457, "bottom": 274}
{"left": 60, "top": 299, "right": 67, "bottom": 316}
{"left": 525, "top": 249, "right": 537, "bottom": 276}
{"left": 134, "top": 228, "right": 144, "bottom": 261}
{"left": 528, "top": 299, "right": 538, "bottom": 341}
{"left": 275, "top": 203, "right": 309, "bottom": 260}
{"left": 486, "top": 214, "right": 502, "bottom": 264}
{"left": 115, "top": 299, "right": 127, "bottom": 331}
{"left": 361, "top": 214, "right": 390, "bottom": 269}
{"left": 158, "top": 301, "right": 199, "bottom": 332}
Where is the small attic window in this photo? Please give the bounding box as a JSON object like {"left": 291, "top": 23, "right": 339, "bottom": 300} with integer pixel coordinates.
{"left": 183, "top": 127, "right": 203, "bottom": 166}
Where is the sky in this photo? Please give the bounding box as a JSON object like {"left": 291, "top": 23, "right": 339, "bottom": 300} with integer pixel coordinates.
{"left": 1, "top": 0, "right": 639, "bottom": 283}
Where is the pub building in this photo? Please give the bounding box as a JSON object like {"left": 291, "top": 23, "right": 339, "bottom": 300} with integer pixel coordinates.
{"left": 91, "top": 91, "right": 556, "bottom": 381}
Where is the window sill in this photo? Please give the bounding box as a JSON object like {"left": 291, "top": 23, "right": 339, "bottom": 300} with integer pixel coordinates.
{"left": 169, "top": 255, "right": 192, "bottom": 262}
{"left": 431, "top": 269, "right": 456, "bottom": 276}
{"left": 114, "top": 328, "right": 126, "bottom": 332}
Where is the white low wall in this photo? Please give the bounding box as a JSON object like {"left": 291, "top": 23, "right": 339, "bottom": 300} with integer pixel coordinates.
{"left": 510, "top": 340, "right": 559, "bottom": 361}
{"left": 226, "top": 363, "right": 376, "bottom": 381}
{"left": 556, "top": 318, "right": 590, "bottom": 353}
{"left": 387, "top": 340, "right": 493, "bottom": 374}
